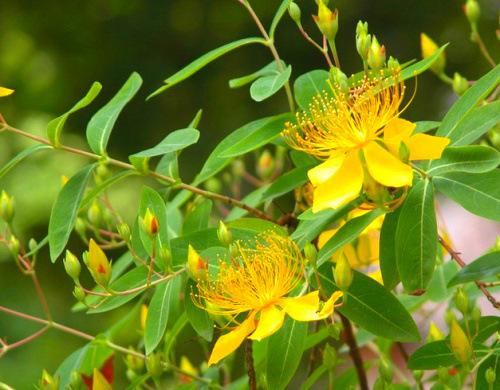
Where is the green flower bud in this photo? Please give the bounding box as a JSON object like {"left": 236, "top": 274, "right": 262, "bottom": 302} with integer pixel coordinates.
{"left": 117, "top": 222, "right": 131, "bottom": 243}
{"left": 314, "top": 1, "right": 339, "bottom": 41}
{"left": 146, "top": 352, "right": 163, "bottom": 378}
{"left": 231, "top": 159, "right": 245, "bottom": 177}
{"left": 356, "top": 21, "right": 371, "bottom": 60}
{"left": 329, "top": 66, "right": 349, "bottom": 93}
{"left": 126, "top": 369, "right": 138, "bottom": 382}
{"left": 465, "top": 0, "right": 480, "bottom": 27}
{"left": 256, "top": 149, "right": 275, "bottom": 180}
{"left": 229, "top": 242, "right": 239, "bottom": 259}
{"left": 204, "top": 177, "right": 222, "bottom": 193}
{"left": 126, "top": 347, "right": 145, "bottom": 373}
{"left": 39, "top": 370, "right": 58, "bottom": 390}
{"left": 75, "top": 217, "right": 87, "bottom": 238}
{"left": 413, "top": 370, "right": 423, "bottom": 381}
{"left": 217, "top": 221, "right": 232, "bottom": 246}
{"left": 288, "top": 2, "right": 301, "bottom": 26}
{"left": 304, "top": 242, "right": 318, "bottom": 265}
{"left": 387, "top": 56, "right": 400, "bottom": 72}
{"left": 96, "top": 163, "right": 110, "bottom": 180}
{"left": 28, "top": 238, "right": 38, "bottom": 253}
{"left": 471, "top": 306, "right": 481, "bottom": 323}
{"left": 87, "top": 201, "right": 102, "bottom": 226}
{"left": 485, "top": 366, "right": 496, "bottom": 384}
{"left": 334, "top": 253, "right": 353, "bottom": 291}
{"left": 454, "top": 288, "right": 469, "bottom": 314}
{"left": 0, "top": 190, "right": 15, "bottom": 223}
{"left": 140, "top": 208, "right": 159, "bottom": 236}
{"left": 453, "top": 72, "right": 469, "bottom": 95}
{"left": 323, "top": 344, "right": 337, "bottom": 369}
{"left": 69, "top": 370, "right": 82, "bottom": 388}
{"left": 73, "top": 285, "right": 86, "bottom": 302}
{"left": 379, "top": 356, "right": 393, "bottom": 383}
{"left": 8, "top": 236, "right": 20, "bottom": 257}
{"left": 367, "top": 36, "right": 386, "bottom": 70}
{"left": 64, "top": 250, "right": 81, "bottom": 281}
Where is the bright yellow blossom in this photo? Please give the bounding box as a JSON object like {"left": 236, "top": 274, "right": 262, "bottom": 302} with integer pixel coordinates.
{"left": 283, "top": 74, "right": 450, "bottom": 212}
{"left": 194, "top": 232, "right": 343, "bottom": 366}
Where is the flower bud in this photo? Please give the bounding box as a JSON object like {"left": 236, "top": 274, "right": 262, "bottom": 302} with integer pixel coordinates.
{"left": 117, "top": 222, "right": 131, "bottom": 243}
{"left": 179, "top": 356, "right": 198, "bottom": 383}
{"left": 87, "top": 201, "right": 102, "bottom": 226}
{"left": 64, "top": 250, "right": 81, "bottom": 281}
{"left": 39, "top": 370, "right": 58, "bottom": 390}
{"left": 73, "top": 285, "right": 86, "bottom": 301}
{"left": 256, "top": 149, "right": 275, "bottom": 180}
{"left": 444, "top": 309, "right": 456, "bottom": 326}
{"left": 329, "top": 66, "right": 349, "bottom": 93}
{"left": 0, "top": 190, "right": 15, "bottom": 223}
{"left": 140, "top": 304, "right": 148, "bottom": 330}
{"left": 379, "top": 356, "right": 393, "bottom": 383}
{"left": 187, "top": 244, "right": 207, "bottom": 280}
{"left": 450, "top": 320, "right": 472, "bottom": 363}
{"left": 454, "top": 288, "right": 469, "bottom": 315}
{"left": 452, "top": 72, "right": 469, "bottom": 95}
{"left": 126, "top": 369, "right": 137, "bottom": 382}
{"left": 413, "top": 370, "right": 423, "bottom": 381}
{"left": 323, "top": 344, "right": 337, "bottom": 369}
{"left": 427, "top": 321, "right": 445, "bottom": 342}
{"left": 465, "top": 0, "right": 480, "bottom": 27}
{"left": 69, "top": 371, "right": 82, "bottom": 388}
{"left": 471, "top": 306, "right": 481, "bottom": 323}
{"left": 0, "top": 87, "right": 14, "bottom": 97}
{"left": 217, "top": 221, "right": 232, "bottom": 246}
{"left": 367, "top": 36, "right": 386, "bottom": 70}
{"left": 8, "top": 235, "right": 20, "bottom": 257}
{"left": 87, "top": 239, "right": 111, "bottom": 286}
{"left": 141, "top": 208, "right": 159, "bottom": 236}
{"left": 204, "top": 177, "right": 222, "bottom": 193}
{"left": 485, "top": 366, "right": 496, "bottom": 385}
{"left": 304, "top": 242, "right": 318, "bottom": 265}
{"left": 159, "top": 247, "right": 172, "bottom": 273}
{"left": 334, "top": 252, "right": 353, "bottom": 291}
{"left": 126, "top": 347, "right": 145, "bottom": 373}
{"left": 314, "top": 1, "right": 339, "bottom": 41}
{"left": 288, "top": 2, "right": 301, "bottom": 26}
{"left": 75, "top": 217, "right": 87, "bottom": 238}
{"left": 420, "top": 33, "right": 446, "bottom": 75}
{"left": 96, "top": 164, "right": 110, "bottom": 180}
{"left": 387, "top": 56, "right": 400, "bottom": 72}
{"left": 28, "top": 238, "right": 38, "bottom": 253}
{"left": 356, "top": 21, "right": 371, "bottom": 61}
{"left": 231, "top": 159, "right": 245, "bottom": 178}
{"left": 146, "top": 352, "right": 163, "bottom": 378}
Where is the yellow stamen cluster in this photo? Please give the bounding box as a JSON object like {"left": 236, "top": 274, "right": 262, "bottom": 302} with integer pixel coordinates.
{"left": 195, "top": 233, "right": 303, "bottom": 317}
{"left": 283, "top": 74, "right": 406, "bottom": 159}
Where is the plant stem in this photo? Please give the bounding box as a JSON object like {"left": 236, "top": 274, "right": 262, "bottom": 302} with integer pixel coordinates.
{"left": 340, "top": 314, "right": 368, "bottom": 390}
{"left": 298, "top": 27, "right": 333, "bottom": 68}
{"left": 438, "top": 235, "right": 499, "bottom": 309}
{"left": 245, "top": 339, "right": 257, "bottom": 390}
{"left": 472, "top": 31, "right": 496, "bottom": 68}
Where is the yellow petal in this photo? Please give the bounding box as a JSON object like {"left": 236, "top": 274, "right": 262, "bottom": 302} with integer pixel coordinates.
{"left": 317, "top": 291, "right": 343, "bottom": 318}
{"left": 312, "top": 152, "right": 363, "bottom": 212}
{"left": 408, "top": 133, "right": 450, "bottom": 161}
{"left": 383, "top": 118, "right": 415, "bottom": 156}
{"left": 317, "top": 228, "right": 338, "bottom": 249}
{"left": 249, "top": 305, "right": 285, "bottom": 341}
{"left": 356, "top": 234, "right": 372, "bottom": 266}
{"left": 0, "top": 87, "right": 14, "bottom": 97}
{"left": 208, "top": 314, "right": 256, "bottom": 366}
{"left": 363, "top": 141, "right": 413, "bottom": 187}
{"left": 308, "top": 154, "right": 345, "bottom": 186}
{"left": 92, "top": 368, "right": 113, "bottom": 390}
{"left": 368, "top": 269, "right": 384, "bottom": 285}
{"left": 279, "top": 291, "right": 321, "bottom": 321}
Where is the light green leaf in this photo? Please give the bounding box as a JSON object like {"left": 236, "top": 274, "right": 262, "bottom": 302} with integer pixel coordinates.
{"left": 144, "top": 276, "right": 183, "bottom": 354}
{"left": 229, "top": 61, "right": 282, "bottom": 89}
{"left": 396, "top": 180, "right": 437, "bottom": 293}
{"left": 414, "top": 121, "right": 440, "bottom": 134}
{"left": 218, "top": 113, "right": 292, "bottom": 158}
{"left": 185, "top": 279, "right": 213, "bottom": 342}
{"left": 266, "top": 317, "right": 308, "bottom": 390}
{"left": 379, "top": 208, "right": 401, "bottom": 290}
{"left": 86, "top": 72, "right": 142, "bottom": 155}
{"left": 49, "top": 164, "right": 96, "bottom": 262}
{"left": 47, "top": 81, "right": 102, "bottom": 147}
{"left": 436, "top": 64, "right": 500, "bottom": 139}
{"left": 55, "top": 346, "right": 89, "bottom": 389}
{"left": 407, "top": 340, "right": 458, "bottom": 369}
{"left": 148, "top": 37, "right": 267, "bottom": 98}
{"left": 183, "top": 199, "right": 212, "bottom": 235}
{"left": 294, "top": 70, "right": 329, "bottom": 109}
{"left": 317, "top": 208, "right": 384, "bottom": 267}
{"left": 399, "top": 44, "right": 449, "bottom": 80}
{"left": 0, "top": 144, "right": 52, "bottom": 179}
{"left": 250, "top": 65, "right": 292, "bottom": 102}
{"left": 318, "top": 266, "right": 420, "bottom": 342}
{"left": 155, "top": 152, "right": 179, "bottom": 180}
{"left": 475, "top": 316, "right": 500, "bottom": 343}
{"left": 434, "top": 170, "right": 500, "bottom": 221}
{"left": 448, "top": 251, "right": 500, "bottom": 287}
{"left": 427, "top": 145, "right": 500, "bottom": 176}
{"left": 78, "top": 337, "right": 114, "bottom": 375}
{"left": 269, "top": 0, "right": 292, "bottom": 38}
{"left": 262, "top": 164, "right": 312, "bottom": 201}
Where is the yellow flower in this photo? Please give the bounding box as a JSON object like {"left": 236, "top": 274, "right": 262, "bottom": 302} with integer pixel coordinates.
{"left": 87, "top": 239, "right": 112, "bottom": 286}
{"left": 0, "top": 87, "right": 14, "bottom": 97}
{"left": 194, "top": 232, "right": 343, "bottom": 366}
{"left": 420, "top": 33, "right": 446, "bottom": 74}
{"left": 283, "top": 74, "right": 450, "bottom": 212}
{"left": 178, "top": 356, "right": 198, "bottom": 383}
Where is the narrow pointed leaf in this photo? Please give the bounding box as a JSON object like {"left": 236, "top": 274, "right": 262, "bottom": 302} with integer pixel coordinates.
{"left": 185, "top": 280, "right": 213, "bottom": 341}
{"left": 379, "top": 208, "right": 401, "bottom": 290}
{"left": 448, "top": 251, "right": 500, "bottom": 286}
{"left": 427, "top": 145, "right": 500, "bottom": 176}
{"left": 0, "top": 144, "right": 52, "bottom": 178}
{"left": 269, "top": 0, "right": 292, "bottom": 38}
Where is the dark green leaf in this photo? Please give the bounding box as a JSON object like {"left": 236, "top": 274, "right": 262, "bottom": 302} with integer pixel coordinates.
{"left": 448, "top": 251, "right": 500, "bottom": 286}
{"left": 266, "top": 317, "right": 308, "bottom": 390}
{"left": 434, "top": 170, "right": 500, "bottom": 221}
{"left": 379, "top": 208, "right": 401, "bottom": 290}
{"left": 49, "top": 164, "right": 95, "bottom": 262}
{"left": 294, "top": 70, "right": 329, "bottom": 109}
{"left": 250, "top": 65, "right": 292, "bottom": 102}
{"left": 427, "top": 145, "right": 499, "bottom": 176}
{"left": 475, "top": 316, "right": 500, "bottom": 343}
{"left": 289, "top": 150, "right": 317, "bottom": 167}
{"left": 269, "top": 0, "right": 291, "bottom": 38}
{"left": 149, "top": 37, "right": 267, "bottom": 98}
{"left": 183, "top": 199, "right": 212, "bottom": 235}
{"left": 0, "top": 144, "right": 52, "bottom": 179}
{"left": 317, "top": 208, "right": 384, "bottom": 267}
{"left": 407, "top": 340, "right": 458, "bottom": 369}
{"left": 86, "top": 72, "right": 142, "bottom": 155}
{"left": 144, "top": 276, "right": 183, "bottom": 354}
{"left": 47, "top": 81, "right": 102, "bottom": 147}
{"left": 185, "top": 279, "right": 213, "bottom": 341}
{"left": 476, "top": 353, "right": 500, "bottom": 390}
{"left": 436, "top": 64, "right": 500, "bottom": 139}
{"left": 318, "top": 266, "right": 420, "bottom": 341}
{"left": 396, "top": 180, "right": 437, "bottom": 293}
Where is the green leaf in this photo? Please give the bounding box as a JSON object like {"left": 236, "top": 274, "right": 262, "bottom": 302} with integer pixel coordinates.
{"left": 379, "top": 208, "right": 401, "bottom": 290}
{"left": 250, "top": 65, "right": 292, "bottom": 102}
{"left": 88, "top": 267, "right": 147, "bottom": 314}
{"left": 144, "top": 276, "right": 183, "bottom": 354}
{"left": 47, "top": 81, "right": 102, "bottom": 147}
{"left": 55, "top": 345, "right": 89, "bottom": 389}
{"left": 399, "top": 44, "right": 449, "bottom": 80}
{"left": 407, "top": 340, "right": 458, "bottom": 369}
{"left": 183, "top": 199, "right": 212, "bottom": 235}
{"left": 155, "top": 152, "right": 179, "bottom": 180}
{"left": 294, "top": 69, "right": 329, "bottom": 109}
{"left": 318, "top": 266, "right": 420, "bottom": 342}
{"left": 266, "top": 317, "right": 308, "bottom": 390}
{"left": 218, "top": 113, "right": 292, "bottom": 158}
{"left": 448, "top": 251, "right": 500, "bottom": 287}
{"left": 424, "top": 261, "right": 459, "bottom": 302}
{"left": 226, "top": 185, "right": 270, "bottom": 221}
{"left": 396, "top": 180, "right": 437, "bottom": 293}
{"left": 0, "top": 144, "right": 52, "bottom": 179}
{"left": 475, "top": 316, "right": 500, "bottom": 343}
{"left": 229, "top": 61, "right": 282, "bottom": 89}
{"left": 86, "top": 72, "right": 142, "bottom": 155}
{"left": 79, "top": 336, "right": 114, "bottom": 375}
{"left": 81, "top": 170, "right": 138, "bottom": 210}
{"left": 148, "top": 37, "right": 267, "bottom": 98}
{"left": 261, "top": 164, "right": 313, "bottom": 201}
{"left": 185, "top": 279, "right": 213, "bottom": 341}
{"left": 427, "top": 145, "right": 500, "bottom": 176}
{"left": 317, "top": 208, "right": 384, "bottom": 267}
{"left": 49, "top": 164, "right": 95, "bottom": 262}
{"left": 129, "top": 128, "right": 199, "bottom": 167}
{"left": 436, "top": 64, "right": 500, "bottom": 139}
{"left": 414, "top": 121, "right": 440, "bottom": 134}
{"left": 434, "top": 170, "right": 500, "bottom": 221}
{"left": 269, "top": 0, "right": 291, "bottom": 38}
{"left": 476, "top": 354, "right": 500, "bottom": 390}
{"left": 194, "top": 114, "right": 291, "bottom": 184}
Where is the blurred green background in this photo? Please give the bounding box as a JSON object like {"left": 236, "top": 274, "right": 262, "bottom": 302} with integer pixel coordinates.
{"left": 0, "top": 0, "right": 498, "bottom": 387}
